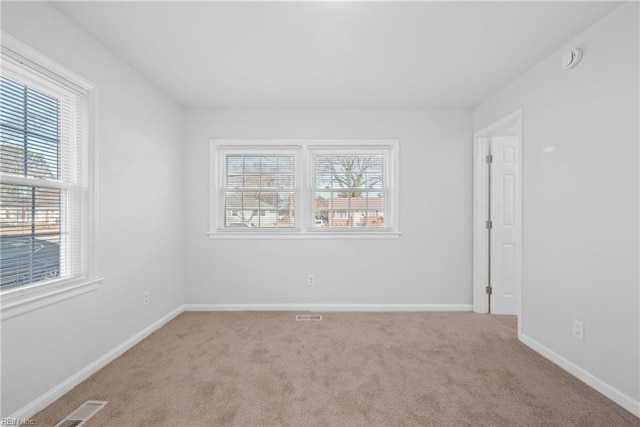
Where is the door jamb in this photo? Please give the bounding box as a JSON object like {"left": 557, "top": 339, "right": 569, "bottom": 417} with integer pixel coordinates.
{"left": 472, "top": 110, "right": 523, "bottom": 337}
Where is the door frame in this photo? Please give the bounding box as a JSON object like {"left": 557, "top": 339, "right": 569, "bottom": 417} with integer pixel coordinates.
{"left": 473, "top": 110, "right": 523, "bottom": 335}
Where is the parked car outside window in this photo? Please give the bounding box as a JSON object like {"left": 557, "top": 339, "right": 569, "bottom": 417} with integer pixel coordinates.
{"left": 0, "top": 236, "right": 60, "bottom": 289}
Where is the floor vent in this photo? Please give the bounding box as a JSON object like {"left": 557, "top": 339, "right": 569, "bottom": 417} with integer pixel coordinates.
{"left": 54, "top": 401, "right": 107, "bottom": 427}
{"left": 296, "top": 314, "right": 322, "bottom": 321}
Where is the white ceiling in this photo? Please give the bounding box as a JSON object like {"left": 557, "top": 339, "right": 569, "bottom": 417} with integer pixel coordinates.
{"left": 53, "top": 1, "right": 621, "bottom": 109}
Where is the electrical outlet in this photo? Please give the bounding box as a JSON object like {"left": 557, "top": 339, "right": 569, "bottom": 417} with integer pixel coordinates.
{"left": 572, "top": 319, "right": 584, "bottom": 340}
{"left": 307, "top": 274, "right": 314, "bottom": 286}
{"left": 143, "top": 290, "right": 150, "bottom": 306}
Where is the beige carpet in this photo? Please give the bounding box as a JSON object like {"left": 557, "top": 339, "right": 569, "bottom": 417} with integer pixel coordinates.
{"left": 32, "top": 312, "right": 637, "bottom": 426}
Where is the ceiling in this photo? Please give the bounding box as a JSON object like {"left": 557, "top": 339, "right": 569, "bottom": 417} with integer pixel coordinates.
{"left": 52, "top": 1, "right": 622, "bottom": 109}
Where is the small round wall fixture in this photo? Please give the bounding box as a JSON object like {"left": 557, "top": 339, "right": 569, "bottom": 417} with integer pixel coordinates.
{"left": 561, "top": 48, "right": 583, "bottom": 70}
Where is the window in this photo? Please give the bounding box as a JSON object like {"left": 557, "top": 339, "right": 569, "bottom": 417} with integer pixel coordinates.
{"left": 210, "top": 140, "right": 399, "bottom": 238}
{"left": 0, "top": 34, "right": 98, "bottom": 309}
{"left": 312, "top": 150, "right": 386, "bottom": 229}
{"left": 224, "top": 154, "right": 296, "bottom": 229}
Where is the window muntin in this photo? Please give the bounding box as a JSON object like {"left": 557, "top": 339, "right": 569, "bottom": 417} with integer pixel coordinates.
{"left": 313, "top": 154, "right": 386, "bottom": 229}
{"left": 0, "top": 77, "right": 61, "bottom": 180}
{"left": 210, "top": 141, "right": 398, "bottom": 237}
{"left": 0, "top": 53, "right": 89, "bottom": 291}
{"left": 223, "top": 154, "right": 296, "bottom": 229}
{"left": 0, "top": 184, "right": 62, "bottom": 287}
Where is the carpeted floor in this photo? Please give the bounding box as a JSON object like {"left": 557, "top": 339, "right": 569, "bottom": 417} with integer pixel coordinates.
{"left": 32, "top": 311, "right": 637, "bottom": 426}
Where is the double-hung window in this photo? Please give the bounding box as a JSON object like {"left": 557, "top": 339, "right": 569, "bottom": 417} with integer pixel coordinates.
{"left": 311, "top": 148, "right": 387, "bottom": 230}
{"left": 210, "top": 140, "right": 399, "bottom": 238}
{"left": 222, "top": 150, "right": 297, "bottom": 229}
{"left": 0, "top": 35, "right": 98, "bottom": 314}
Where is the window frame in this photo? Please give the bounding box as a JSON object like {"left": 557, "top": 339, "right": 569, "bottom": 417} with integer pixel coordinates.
{"left": 0, "top": 33, "right": 102, "bottom": 321}
{"left": 212, "top": 144, "right": 302, "bottom": 233}
{"left": 209, "top": 139, "right": 400, "bottom": 239}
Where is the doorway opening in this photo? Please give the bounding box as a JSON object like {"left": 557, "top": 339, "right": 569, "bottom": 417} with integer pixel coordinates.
{"left": 473, "top": 111, "right": 523, "bottom": 333}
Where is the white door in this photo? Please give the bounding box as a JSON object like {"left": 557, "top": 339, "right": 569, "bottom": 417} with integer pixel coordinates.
{"left": 489, "top": 136, "right": 520, "bottom": 315}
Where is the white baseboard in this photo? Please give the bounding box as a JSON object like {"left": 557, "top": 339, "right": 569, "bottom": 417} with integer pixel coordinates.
{"left": 184, "top": 303, "right": 472, "bottom": 312}
{"left": 11, "top": 306, "right": 635, "bottom": 422}
{"left": 520, "top": 333, "right": 640, "bottom": 417}
{"left": 9, "top": 305, "right": 184, "bottom": 423}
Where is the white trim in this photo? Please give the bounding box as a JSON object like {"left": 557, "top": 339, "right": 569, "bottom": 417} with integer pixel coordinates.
{"left": 472, "top": 110, "right": 523, "bottom": 338}
{"left": 0, "top": 277, "right": 105, "bottom": 321}
{"left": 211, "top": 144, "right": 301, "bottom": 232}
{"left": 209, "top": 139, "right": 400, "bottom": 238}
{"left": 11, "top": 304, "right": 635, "bottom": 422}
{"left": 473, "top": 135, "right": 490, "bottom": 314}
{"left": 213, "top": 139, "right": 399, "bottom": 147}
{"left": 205, "top": 231, "right": 401, "bottom": 239}
{"left": 0, "top": 33, "right": 100, "bottom": 313}
{"left": 87, "top": 83, "right": 100, "bottom": 281}
{"left": 520, "top": 333, "right": 640, "bottom": 417}
{"left": 184, "top": 303, "right": 472, "bottom": 312}
{"left": 1, "top": 32, "right": 94, "bottom": 92}
{"left": 308, "top": 142, "right": 399, "bottom": 233}
{"left": 7, "top": 305, "right": 184, "bottom": 423}
{"left": 0, "top": 175, "right": 74, "bottom": 190}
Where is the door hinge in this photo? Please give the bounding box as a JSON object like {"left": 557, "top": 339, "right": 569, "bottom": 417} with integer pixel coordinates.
{"left": 485, "top": 220, "right": 493, "bottom": 229}
{"left": 486, "top": 154, "right": 493, "bottom": 164}
{"left": 485, "top": 286, "right": 492, "bottom": 295}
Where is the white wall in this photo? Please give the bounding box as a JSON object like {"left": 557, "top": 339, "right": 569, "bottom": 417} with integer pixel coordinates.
{"left": 1, "top": 2, "right": 185, "bottom": 417}
{"left": 184, "top": 109, "right": 473, "bottom": 306}
{"left": 474, "top": 2, "right": 639, "bottom": 409}
{"left": 4, "top": 0, "right": 633, "bottom": 419}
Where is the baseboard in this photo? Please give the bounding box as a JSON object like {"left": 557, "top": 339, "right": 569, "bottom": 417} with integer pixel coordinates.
{"left": 520, "top": 333, "right": 640, "bottom": 417}
{"left": 9, "top": 305, "right": 184, "bottom": 423}
{"left": 184, "top": 303, "right": 472, "bottom": 312}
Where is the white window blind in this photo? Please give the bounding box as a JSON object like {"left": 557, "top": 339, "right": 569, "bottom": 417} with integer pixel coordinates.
{"left": 0, "top": 45, "right": 90, "bottom": 290}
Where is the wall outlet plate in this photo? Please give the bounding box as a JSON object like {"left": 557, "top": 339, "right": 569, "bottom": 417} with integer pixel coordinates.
{"left": 572, "top": 319, "right": 584, "bottom": 340}
{"left": 143, "top": 291, "right": 150, "bottom": 306}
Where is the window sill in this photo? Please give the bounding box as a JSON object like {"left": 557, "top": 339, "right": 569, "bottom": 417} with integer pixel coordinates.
{"left": 1, "top": 276, "right": 106, "bottom": 321}
{"left": 206, "top": 230, "right": 402, "bottom": 239}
